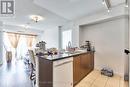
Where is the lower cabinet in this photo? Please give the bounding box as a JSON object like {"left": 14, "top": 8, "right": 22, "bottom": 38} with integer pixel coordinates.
{"left": 53, "top": 57, "right": 73, "bottom": 87}
{"left": 38, "top": 52, "right": 94, "bottom": 87}
{"left": 73, "top": 56, "right": 81, "bottom": 85}
{"left": 90, "top": 52, "right": 94, "bottom": 70}
{"left": 38, "top": 57, "right": 73, "bottom": 87}
{"left": 73, "top": 52, "right": 94, "bottom": 86}
{"left": 80, "top": 53, "right": 90, "bottom": 77}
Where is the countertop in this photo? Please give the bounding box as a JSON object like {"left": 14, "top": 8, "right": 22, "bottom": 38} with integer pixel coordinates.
{"left": 37, "top": 51, "right": 94, "bottom": 61}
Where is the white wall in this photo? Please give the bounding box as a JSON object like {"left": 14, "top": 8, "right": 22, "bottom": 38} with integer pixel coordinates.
{"left": 0, "top": 22, "right": 3, "bottom": 65}
{"left": 79, "top": 18, "right": 126, "bottom": 76}
{"left": 0, "top": 31, "right": 3, "bottom": 65}
{"left": 72, "top": 4, "right": 126, "bottom": 47}
{"left": 75, "top": 4, "right": 126, "bottom": 26}
{"left": 40, "top": 27, "right": 59, "bottom": 48}
{"left": 67, "top": 4, "right": 128, "bottom": 76}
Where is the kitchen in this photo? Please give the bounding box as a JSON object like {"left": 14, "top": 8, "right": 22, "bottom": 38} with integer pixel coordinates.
{"left": 33, "top": 0, "right": 129, "bottom": 86}
{"left": 35, "top": 14, "right": 128, "bottom": 87}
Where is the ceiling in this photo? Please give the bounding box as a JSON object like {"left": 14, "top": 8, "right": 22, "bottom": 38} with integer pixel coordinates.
{"left": 1, "top": 0, "right": 125, "bottom": 33}
{"left": 34, "top": 0, "right": 125, "bottom": 20}
{"left": 1, "top": 0, "right": 68, "bottom": 32}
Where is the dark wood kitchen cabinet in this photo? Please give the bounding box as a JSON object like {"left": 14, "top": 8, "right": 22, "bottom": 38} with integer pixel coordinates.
{"left": 90, "top": 52, "right": 94, "bottom": 71}
{"left": 80, "top": 53, "right": 91, "bottom": 77}
{"left": 73, "top": 52, "right": 94, "bottom": 86}
{"left": 37, "top": 52, "right": 94, "bottom": 87}
{"left": 73, "top": 55, "right": 81, "bottom": 85}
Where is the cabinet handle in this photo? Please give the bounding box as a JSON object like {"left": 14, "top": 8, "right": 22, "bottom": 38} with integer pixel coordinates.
{"left": 54, "top": 61, "right": 73, "bottom": 67}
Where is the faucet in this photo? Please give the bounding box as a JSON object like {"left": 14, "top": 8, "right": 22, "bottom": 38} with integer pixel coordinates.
{"left": 68, "top": 41, "right": 72, "bottom": 49}
{"left": 66, "top": 41, "right": 74, "bottom": 53}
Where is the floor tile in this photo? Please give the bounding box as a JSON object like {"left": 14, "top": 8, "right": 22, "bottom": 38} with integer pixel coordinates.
{"left": 75, "top": 70, "right": 128, "bottom": 87}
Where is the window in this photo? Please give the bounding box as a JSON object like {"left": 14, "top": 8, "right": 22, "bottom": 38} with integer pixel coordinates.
{"left": 62, "top": 30, "right": 72, "bottom": 49}
{"left": 3, "top": 33, "right": 36, "bottom": 63}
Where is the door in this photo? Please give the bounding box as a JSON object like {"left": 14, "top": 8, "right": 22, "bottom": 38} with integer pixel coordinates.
{"left": 124, "top": 12, "right": 129, "bottom": 82}
{"left": 125, "top": 0, "right": 130, "bottom": 86}
{"left": 123, "top": 0, "right": 130, "bottom": 83}
{"left": 128, "top": 0, "right": 130, "bottom": 86}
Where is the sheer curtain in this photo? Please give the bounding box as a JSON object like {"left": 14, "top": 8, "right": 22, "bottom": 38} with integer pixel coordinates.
{"left": 17, "top": 36, "right": 28, "bottom": 59}
{"left": 4, "top": 33, "right": 36, "bottom": 61}
{"left": 26, "top": 36, "right": 35, "bottom": 49}
{"left": 7, "top": 33, "right": 21, "bottom": 58}
{"left": 16, "top": 35, "right": 36, "bottom": 59}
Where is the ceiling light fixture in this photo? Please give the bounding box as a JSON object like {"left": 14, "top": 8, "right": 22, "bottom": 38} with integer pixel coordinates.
{"left": 102, "top": 0, "right": 111, "bottom": 12}
{"left": 30, "top": 15, "right": 44, "bottom": 23}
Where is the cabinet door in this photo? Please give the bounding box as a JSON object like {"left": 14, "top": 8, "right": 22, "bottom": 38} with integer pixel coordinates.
{"left": 88, "top": 53, "right": 93, "bottom": 72}
{"left": 73, "top": 56, "right": 81, "bottom": 85}
{"left": 90, "top": 52, "right": 94, "bottom": 70}
{"left": 80, "top": 54, "right": 90, "bottom": 77}
{"left": 73, "top": 53, "right": 94, "bottom": 86}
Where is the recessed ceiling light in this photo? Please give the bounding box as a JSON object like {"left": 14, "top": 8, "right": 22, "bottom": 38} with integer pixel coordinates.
{"left": 30, "top": 15, "right": 44, "bottom": 23}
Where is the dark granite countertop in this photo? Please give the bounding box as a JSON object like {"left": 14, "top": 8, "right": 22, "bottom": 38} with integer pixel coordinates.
{"left": 37, "top": 51, "right": 94, "bottom": 61}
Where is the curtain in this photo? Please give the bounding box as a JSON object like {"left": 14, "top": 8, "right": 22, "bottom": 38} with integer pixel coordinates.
{"left": 26, "top": 36, "right": 35, "bottom": 49}
{"left": 8, "top": 33, "right": 20, "bottom": 48}
{"left": 7, "top": 33, "right": 20, "bottom": 58}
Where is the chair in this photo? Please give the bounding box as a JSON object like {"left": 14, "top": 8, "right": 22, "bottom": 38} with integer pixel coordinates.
{"left": 23, "top": 53, "right": 30, "bottom": 71}
{"left": 28, "top": 50, "right": 36, "bottom": 86}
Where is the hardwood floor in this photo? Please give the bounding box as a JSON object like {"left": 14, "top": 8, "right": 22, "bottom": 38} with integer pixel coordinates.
{"left": 0, "top": 60, "right": 32, "bottom": 87}
{"left": 75, "top": 70, "right": 128, "bottom": 87}
{"left": 0, "top": 60, "right": 128, "bottom": 87}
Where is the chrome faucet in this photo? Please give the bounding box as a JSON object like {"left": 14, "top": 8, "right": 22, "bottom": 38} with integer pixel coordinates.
{"left": 66, "top": 41, "right": 73, "bottom": 53}
{"left": 68, "top": 41, "right": 72, "bottom": 49}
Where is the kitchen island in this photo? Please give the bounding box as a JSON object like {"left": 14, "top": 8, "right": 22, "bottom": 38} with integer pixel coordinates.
{"left": 36, "top": 51, "right": 94, "bottom": 87}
